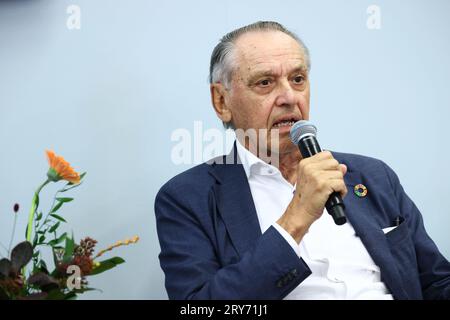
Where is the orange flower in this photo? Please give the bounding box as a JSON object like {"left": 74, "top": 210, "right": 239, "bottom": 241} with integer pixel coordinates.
{"left": 45, "top": 150, "right": 80, "bottom": 184}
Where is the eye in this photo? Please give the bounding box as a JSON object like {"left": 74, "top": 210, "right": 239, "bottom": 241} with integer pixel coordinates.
{"left": 257, "top": 79, "right": 272, "bottom": 87}
{"left": 293, "top": 75, "right": 305, "bottom": 85}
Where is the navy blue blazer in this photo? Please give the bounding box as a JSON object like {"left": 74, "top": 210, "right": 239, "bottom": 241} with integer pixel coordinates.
{"left": 155, "top": 146, "right": 450, "bottom": 299}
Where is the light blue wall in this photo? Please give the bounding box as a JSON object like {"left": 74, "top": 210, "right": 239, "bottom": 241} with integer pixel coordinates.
{"left": 1, "top": 0, "right": 449, "bottom": 299}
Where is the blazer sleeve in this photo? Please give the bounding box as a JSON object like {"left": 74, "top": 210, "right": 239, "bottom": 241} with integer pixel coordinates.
{"left": 383, "top": 162, "right": 450, "bottom": 299}
{"left": 154, "top": 182, "right": 312, "bottom": 300}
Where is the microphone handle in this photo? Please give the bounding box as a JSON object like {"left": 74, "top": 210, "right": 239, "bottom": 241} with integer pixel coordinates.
{"left": 298, "top": 136, "right": 347, "bottom": 225}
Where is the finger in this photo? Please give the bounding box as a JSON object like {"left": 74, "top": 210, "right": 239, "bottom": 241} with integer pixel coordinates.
{"left": 339, "top": 164, "right": 347, "bottom": 175}
{"left": 309, "top": 158, "right": 340, "bottom": 171}
{"left": 319, "top": 170, "right": 344, "bottom": 180}
{"left": 328, "top": 179, "right": 348, "bottom": 198}
{"left": 304, "top": 151, "right": 333, "bottom": 163}
{"left": 316, "top": 150, "right": 334, "bottom": 160}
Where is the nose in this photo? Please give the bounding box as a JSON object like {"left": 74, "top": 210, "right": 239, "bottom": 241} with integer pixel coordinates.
{"left": 274, "top": 79, "right": 296, "bottom": 107}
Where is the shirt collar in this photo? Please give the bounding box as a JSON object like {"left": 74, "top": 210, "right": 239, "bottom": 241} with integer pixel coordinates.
{"left": 235, "top": 139, "right": 279, "bottom": 178}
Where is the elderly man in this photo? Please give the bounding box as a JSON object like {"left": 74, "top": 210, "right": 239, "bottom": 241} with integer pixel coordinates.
{"left": 155, "top": 21, "right": 450, "bottom": 300}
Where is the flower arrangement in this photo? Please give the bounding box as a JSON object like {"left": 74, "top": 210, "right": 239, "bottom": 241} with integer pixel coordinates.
{"left": 0, "top": 151, "right": 139, "bottom": 300}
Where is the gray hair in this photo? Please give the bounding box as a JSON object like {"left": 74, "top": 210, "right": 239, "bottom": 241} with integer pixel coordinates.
{"left": 209, "top": 21, "right": 311, "bottom": 129}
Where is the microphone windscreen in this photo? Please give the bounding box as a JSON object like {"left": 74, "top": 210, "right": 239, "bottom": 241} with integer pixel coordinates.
{"left": 290, "top": 120, "right": 318, "bottom": 145}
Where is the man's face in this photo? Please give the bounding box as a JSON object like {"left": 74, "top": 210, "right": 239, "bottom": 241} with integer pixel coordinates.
{"left": 224, "top": 31, "right": 310, "bottom": 155}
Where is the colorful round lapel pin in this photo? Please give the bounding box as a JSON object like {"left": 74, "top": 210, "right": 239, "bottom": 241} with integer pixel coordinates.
{"left": 354, "top": 184, "right": 368, "bottom": 197}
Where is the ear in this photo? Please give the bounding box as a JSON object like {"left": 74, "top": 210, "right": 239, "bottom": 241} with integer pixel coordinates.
{"left": 210, "top": 83, "right": 232, "bottom": 125}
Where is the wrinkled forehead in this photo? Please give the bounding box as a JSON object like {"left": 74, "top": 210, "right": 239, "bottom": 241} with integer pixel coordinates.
{"left": 233, "top": 31, "right": 307, "bottom": 76}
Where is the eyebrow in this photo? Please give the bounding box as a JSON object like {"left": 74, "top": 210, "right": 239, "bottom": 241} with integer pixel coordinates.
{"left": 246, "top": 65, "right": 308, "bottom": 85}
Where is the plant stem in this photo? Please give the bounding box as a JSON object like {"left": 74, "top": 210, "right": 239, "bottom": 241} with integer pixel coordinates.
{"left": 8, "top": 213, "right": 18, "bottom": 255}
{"left": 0, "top": 241, "right": 9, "bottom": 257}
{"left": 35, "top": 184, "right": 67, "bottom": 235}
{"left": 26, "top": 179, "right": 50, "bottom": 243}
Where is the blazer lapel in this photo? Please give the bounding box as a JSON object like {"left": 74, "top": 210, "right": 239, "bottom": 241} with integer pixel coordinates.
{"left": 208, "top": 148, "right": 409, "bottom": 298}
{"left": 342, "top": 168, "right": 409, "bottom": 299}
{"left": 209, "top": 144, "right": 262, "bottom": 257}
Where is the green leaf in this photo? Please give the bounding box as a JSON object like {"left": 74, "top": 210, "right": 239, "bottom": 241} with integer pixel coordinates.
{"left": 38, "top": 235, "right": 46, "bottom": 244}
{"left": 49, "top": 214, "right": 67, "bottom": 223}
{"left": 64, "top": 235, "right": 75, "bottom": 262}
{"left": 32, "top": 234, "right": 38, "bottom": 247}
{"left": 39, "top": 259, "right": 48, "bottom": 272}
{"left": 66, "top": 172, "right": 87, "bottom": 186}
{"left": 55, "top": 197, "right": 73, "bottom": 203}
{"left": 52, "top": 248, "right": 60, "bottom": 271}
{"left": 47, "top": 233, "right": 67, "bottom": 247}
{"left": 60, "top": 181, "right": 84, "bottom": 192}
{"left": 35, "top": 193, "right": 39, "bottom": 209}
{"left": 88, "top": 257, "right": 125, "bottom": 276}
{"left": 50, "top": 201, "right": 63, "bottom": 214}
{"left": 48, "top": 222, "right": 60, "bottom": 233}
{"left": 36, "top": 212, "right": 43, "bottom": 221}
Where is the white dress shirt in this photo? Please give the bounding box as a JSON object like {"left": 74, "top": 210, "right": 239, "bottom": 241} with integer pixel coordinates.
{"left": 235, "top": 140, "right": 393, "bottom": 300}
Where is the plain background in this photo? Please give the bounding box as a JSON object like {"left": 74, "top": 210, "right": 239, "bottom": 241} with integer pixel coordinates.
{"left": 1, "top": 0, "right": 449, "bottom": 299}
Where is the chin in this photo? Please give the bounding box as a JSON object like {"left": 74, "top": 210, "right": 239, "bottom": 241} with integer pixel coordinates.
{"left": 268, "top": 137, "right": 297, "bottom": 155}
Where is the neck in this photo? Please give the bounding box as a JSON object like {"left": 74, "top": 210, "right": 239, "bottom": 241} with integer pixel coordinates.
{"left": 237, "top": 137, "right": 301, "bottom": 185}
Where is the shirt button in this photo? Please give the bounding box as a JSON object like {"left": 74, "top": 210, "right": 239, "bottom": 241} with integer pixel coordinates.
{"left": 331, "top": 277, "right": 342, "bottom": 282}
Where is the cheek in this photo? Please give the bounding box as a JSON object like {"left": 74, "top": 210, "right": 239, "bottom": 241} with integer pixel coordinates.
{"left": 299, "top": 90, "right": 310, "bottom": 120}
{"left": 251, "top": 95, "right": 275, "bottom": 127}
{"left": 231, "top": 92, "right": 271, "bottom": 127}
{"left": 230, "top": 94, "right": 250, "bottom": 118}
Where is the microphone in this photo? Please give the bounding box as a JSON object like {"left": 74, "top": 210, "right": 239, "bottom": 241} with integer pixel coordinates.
{"left": 290, "top": 120, "right": 347, "bottom": 225}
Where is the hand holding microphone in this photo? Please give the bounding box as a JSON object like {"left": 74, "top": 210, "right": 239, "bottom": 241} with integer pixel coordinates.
{"left": 277, "top": 120, "right": 347, "bottom": 243}
{"left": 290, "top": 120, "right": 347, "bottom": 226}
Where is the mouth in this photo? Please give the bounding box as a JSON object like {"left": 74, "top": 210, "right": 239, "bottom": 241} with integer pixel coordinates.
{"left": 271, "top": 116, "right": 301, "bottom": 129}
